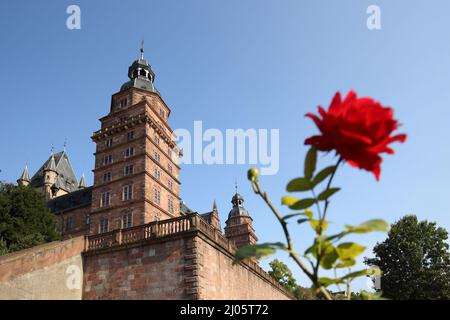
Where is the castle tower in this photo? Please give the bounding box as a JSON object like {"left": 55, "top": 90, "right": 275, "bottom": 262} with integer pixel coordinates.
{"left": 17, "top": 165, "right": 30, "bottom": 187}
{"left": 43, "top": 154, "right": 58, "bottom": 200}
{"left": 90, "top": 45, "right": 181, "bottom": 234}
{"left": 224, "top": 192, "right": 257, "bottom": 249}
{"left": 78, "top": 174, "right": 86, "bottom": 189}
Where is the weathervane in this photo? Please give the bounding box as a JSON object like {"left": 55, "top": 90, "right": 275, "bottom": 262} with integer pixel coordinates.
{"left": 140, "top": 40, "right": 145, "bottom": 60}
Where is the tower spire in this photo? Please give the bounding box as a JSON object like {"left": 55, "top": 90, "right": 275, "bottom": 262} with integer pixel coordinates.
{"left": 17, "top": 165, "right": 30, "bottom": 186}
{"left": 140, "top": 40, "right": 145, "bottom": 60}
{"left": 78, "top": 173, "right": 86, "bottom": 189}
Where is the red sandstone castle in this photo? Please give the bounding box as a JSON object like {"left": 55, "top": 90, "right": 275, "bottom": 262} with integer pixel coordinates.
{"left": 4, "top": 48, "right": 291, "bottom": 299}
{"left": 16, "top": 46, "right": 256, "bottom": 248}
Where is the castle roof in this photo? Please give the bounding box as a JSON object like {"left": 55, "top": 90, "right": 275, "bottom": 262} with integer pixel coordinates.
{"left": 18, "top": 165, "right": 30, "bottom": 182}
{"left": 30, "top": 151, "right": 80, "bottom": 193}
{"left": 228, "top": 192, "right": 250, "bottom": 218}
{"left": 120, "top": 43, "right": 160, "bottom": 95}
{"left": 47, "top": 186, "right": 92, "bottom": 214}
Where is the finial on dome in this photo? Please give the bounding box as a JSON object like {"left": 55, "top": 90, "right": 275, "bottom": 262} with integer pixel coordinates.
{"left": 140, "top": 40, "right": 145, "bottom": 60}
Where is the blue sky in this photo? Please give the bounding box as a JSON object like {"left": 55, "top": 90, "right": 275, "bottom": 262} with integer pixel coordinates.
{"left": 1, "top": 0, "right": 449, "bottom": 291}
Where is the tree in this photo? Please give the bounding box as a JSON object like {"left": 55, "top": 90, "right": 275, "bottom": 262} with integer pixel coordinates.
{"left": 268, "top": 259, "right": 298, "bottom": 292}
{"left": 0, "top": 182, "right": 59, "bottom": 255}
{"left": 365, "top": 215, "right": 450, "bottom": 300}
{"left": 268, "top": 259, "right": 318, "bottom": 300}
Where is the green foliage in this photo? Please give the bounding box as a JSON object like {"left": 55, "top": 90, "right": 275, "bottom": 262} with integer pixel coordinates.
{"left": 268, "top": 259, "right": 298, "bottom": 292}
{"left": 304, "top": 146, "right": 317, "bottom": 180}
{"left": 0, "top": 183, "right": 59, "bottom": 255}
{"left": 365, "top": 215, "right": 450, "bottom": 300}
{"left": 245, "top": 137, "right": 390, "bottom": 300}
{"left": 293, "top": 286, "right": 318, "bottom": 300}
{"left": 317, "top": 188, "right": 340, "bottom": 201}
{"left": 233, "top": 242, "right": 287, "bottom": 264}
{"left": 0, "top": 237, "right": 8, "bottom": 255}
{"left": 268, "top": 259, "right": 320, "bottom": 300}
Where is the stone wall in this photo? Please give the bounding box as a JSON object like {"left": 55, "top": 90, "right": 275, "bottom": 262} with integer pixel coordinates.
{"left": 195, "top": 235, "right": 291, "bottom": 300}
{"left": 82, "top": 235, "right": 189, "bottom": 299}
{"left": 0, "top": 237, "right": 85, "bottom": 300}
{"left": 81, "top": 217, "right": 293, "bottom": 300}
{"left": 0, "top": 215, "right": 293, "bottom": 300}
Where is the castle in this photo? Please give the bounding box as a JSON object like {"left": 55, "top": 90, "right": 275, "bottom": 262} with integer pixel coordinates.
{"left": 16, "top": 46, "right": 256, "bottom": 248}
{"left": 1, "top": 47, "right": 291, "bottom": 300}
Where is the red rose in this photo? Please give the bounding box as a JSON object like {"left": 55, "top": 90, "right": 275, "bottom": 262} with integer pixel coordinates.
{"left": 305, "top": 91, "right": 407, "bottom": 180}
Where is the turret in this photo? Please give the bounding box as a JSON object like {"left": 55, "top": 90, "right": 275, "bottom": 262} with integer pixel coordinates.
{"left": 78, "top": 173, "right": 86, "bottom": 189}
{"left": 224, "top": 192, "right": 257, "bottom": 249}
{"left": 17, "top": 165, "right": 30, "bottom": 186}
{"left": 210, "top": 200, "right": 221, "bottom": 231}
{"left": 43, "top": 154, "right": 58, "bottom": 199}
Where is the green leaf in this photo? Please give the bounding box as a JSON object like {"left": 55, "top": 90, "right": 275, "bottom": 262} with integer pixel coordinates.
{"left": 304, "top": 146, "right": 317, "bottom": 180}
{"left": 288, "top": 198, "right": 316, "bottom": 210}
{"left": 282, "top": 210, "right": 313, "bottom": 221}
{"left": 233, "top": 242, "right": 287, "bottom": 265}
{"left": 306, "top": 238, "right": 339, "bottom": 269}
{"left": 335, "top": 258, "right": 356, "bottom": 268}
{"left": 318, "top": 277, "right": 345, "bottom": 287}
{"left": 310, "top": 219, "right": 329, "bottom": 233}
{"left": 317, "top": 188, "right": 340, "bottom": 201}
{"left": 297, "top": 218, "right": 309, "bottom": 225}
{"left": 336, "top": 242, "right": 366, "bottom": 260}
{"left": 341, "top": 269, "right": 369, "bottom": 281}
{"left": 345, "top": 219, "right": 389, "bottom": 234}
{"left": 311, "top": 166, "right": 337, "bottom": 187}
{"left": 320, "top": 243, "right": 339, "bottom": 269}
{"left": 281, "top": 196, "right": 300, "bottom": 207}
{"left": 286, "top": 178, "right": 311, "bottom": 192}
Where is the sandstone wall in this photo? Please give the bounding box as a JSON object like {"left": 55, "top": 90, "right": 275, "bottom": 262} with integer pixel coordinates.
{"left": 196, "top": 236, "right": 292, "bottom": 300}
{"left": 82, "top": 235, "right": 190, "bottom": 299}
{"left": 81, "top": 229, "right": 292, "bottom": 300}
{"left": 0, "top": 237, "right": 85, "bottom": 300}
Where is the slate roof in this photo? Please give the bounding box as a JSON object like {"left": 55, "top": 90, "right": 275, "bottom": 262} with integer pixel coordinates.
{"left": 18, "top": 166, "right": 30, "bottom": 181}
{"left": 180, "top": 202, "right": 194, "bottom": 215}
{"left": 47, "top": 186, "right": 92, "bottom": 214}
{"left": 200, "top": 211, "right": 213, "bottom": 223}
{"left": 30, "top": 151, "right": 80, "bottom": 193}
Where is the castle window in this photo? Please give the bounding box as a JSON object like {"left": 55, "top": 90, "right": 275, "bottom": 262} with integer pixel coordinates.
{"left": 101, "top": 191, "right": 110, "bottom": 208}
{"left": 100, "top": 218, "right": 109, "bottom": 233}
{"left": 106, "top": 139, "right": 113, "bottom": 148}
{"left": 116, "top": 97, "right": 128, "bottom": 108}
{"left": 127, "top": 131, "right": 134, "bottom": 141}
{"left": 154, "top": 168, "right": 161, "bottom": 180}
{"left": 85, "top": 214, "right": 91, "bottom": 225}
{"left": 168, "top": 164, "right": 172, "bottom": 174}
{"left": 154, "top": 188, "right": 161, "bottom": 205}
{"left": 154, "top": 135, "right": 160, "bottom": 145}
{"left": 154, "top": 152, "right": 160, "bottom": 162}
{"left": 159, "top": 109, "right": 165, "bottom": 119}
{"left": 125, "top": 147, "right": 135, "bottom": 158}
{"left": 168, "top": 197, "right": 174, "bottom": 214}
{"left": 124, "top": 164, "right": 134, "bottom": 176}
{"left": 103, "top": 172, "right": 112, "bottom": 182}
{"left": 168, "top": 179, "right": 173, "bottom": 191}
{"left": 103, "top": 154, "right": 113, "bottom": 165}
{"left": 122, "top": 185, "right": 133, "bottom": 201}
{"left": 122, "top": 212, "right": 132, "bottom": 228}
{"left": 64, "top": 217, "right": 74, "bottom": 232}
